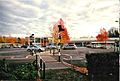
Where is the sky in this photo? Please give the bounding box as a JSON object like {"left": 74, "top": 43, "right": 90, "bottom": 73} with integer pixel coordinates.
{"left": 0, "top": 0, "right": 119, "bottom": 38}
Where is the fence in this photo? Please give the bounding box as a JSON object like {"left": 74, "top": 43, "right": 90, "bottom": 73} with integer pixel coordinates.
{"left": 34, "top": 55, "right": 46, "bottom": 79}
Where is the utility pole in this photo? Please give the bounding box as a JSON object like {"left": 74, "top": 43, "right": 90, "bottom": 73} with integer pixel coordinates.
{"left": 118, "top": 19, "right": 120, "bottom": 54}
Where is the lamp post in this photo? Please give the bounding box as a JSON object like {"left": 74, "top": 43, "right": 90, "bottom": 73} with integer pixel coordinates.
{"left": 118, "top": 20, "right": 120, "bottom": 54}
{"left": 115, "top": 20, "right": 119, "bottom": 53}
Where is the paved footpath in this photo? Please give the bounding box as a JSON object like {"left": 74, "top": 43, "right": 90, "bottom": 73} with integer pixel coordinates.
{"left": 37, "top": 51, "right": 70, "bottom": 70}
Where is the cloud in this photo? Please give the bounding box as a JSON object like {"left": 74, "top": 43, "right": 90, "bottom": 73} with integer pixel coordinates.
{"left": 0, "top": 0, "right": 119, "bottom": 38}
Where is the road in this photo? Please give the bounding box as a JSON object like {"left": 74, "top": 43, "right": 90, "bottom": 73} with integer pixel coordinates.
{"left": 0, "top": 48, "right": 34, "bottom": 62}
{"left": 0, "top": 47, "right": 117, "bottom": 62}
{"left": 60, "top": 47, "right": 115, "bottom": 60}
{"left": 0, "top": 47, "right": 115, "bottom": 58}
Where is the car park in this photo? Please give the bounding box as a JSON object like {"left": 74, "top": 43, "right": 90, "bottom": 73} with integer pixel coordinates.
{"left": 27, "top": 45, "right": 45, "bottom": 52}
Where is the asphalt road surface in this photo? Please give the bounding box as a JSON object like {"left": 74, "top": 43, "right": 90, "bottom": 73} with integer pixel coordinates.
{"left": 60, "top": 47, "right": 115, "bottom": 60}
{"left": 0, "top": 47, "right": 115, "bottom": 58}
{"left": 0, "top": 47, "right": 117, "bottom": 62}
{"left": 0, "top": 48, "right": 33, "bottom": 62}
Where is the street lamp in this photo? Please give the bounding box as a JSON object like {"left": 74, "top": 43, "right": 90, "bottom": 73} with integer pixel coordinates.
{"left": 118, "top": 18, "right": 120, "bottom": 81}
{"left": 115, "top": 20, "right": 119, "bottom": 53}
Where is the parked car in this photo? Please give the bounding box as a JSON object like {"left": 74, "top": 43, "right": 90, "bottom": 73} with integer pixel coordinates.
{"left": 86, "top": 44, "right": 93, "bottom": 48}
{"left": 1, "top": 45, "right": 10, "bottom": 48}
{"left": 86, "top": 44, "right": 104, "bottom": 49}
{"left": 62, "top": 44, "right": 77, "bottom": 50}
{"left": 21, "top": 45, "right": 28, "bottom": 48}
{"left": 27, "top": 45, "right": 45, "bottom": 52}
{"left": 46, "top": 43, "right": 57, "bottom": 49}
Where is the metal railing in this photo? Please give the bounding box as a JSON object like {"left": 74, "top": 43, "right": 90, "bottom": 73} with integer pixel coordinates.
{"left": 38, "top": 55, "right": 46, "bottom": 79}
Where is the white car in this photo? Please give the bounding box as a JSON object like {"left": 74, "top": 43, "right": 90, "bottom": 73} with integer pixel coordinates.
{"left": 62, "top": 44, "right": 77, "bottom": 50}
{"left": 27, "top": 45, "right": 45, "bottom": 52}
{"left": 46, "top": 43, "right": 57, "bottom": 49}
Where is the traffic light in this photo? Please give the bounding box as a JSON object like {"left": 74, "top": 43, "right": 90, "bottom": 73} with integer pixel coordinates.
{"left": 58, "top": 34, "right": 61, "bottom": 39}
{"left": 58, "top": 25, "right": 64, "bottom": 32}
{"left": 30, "top": 34, "right": 34, "bottom": 45}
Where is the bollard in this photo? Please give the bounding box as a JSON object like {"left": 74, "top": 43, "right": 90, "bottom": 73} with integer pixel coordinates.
{"left": 58, "top": 55, "right": 60, "bottom": 62}
{"left": 114, "top": 43, "right": 115, "bottom": 52}
{"left": 40, "top": 59, "right": 42, "bottom": 79}
{"left": 40, "top": 59, "right": 42, "bottom": 69}
{"left": 58, "top": 48, "right": 61, "bottom": 62}
{"left": 50, "top": 48, "right": 51, "bottom": 54}
{"left": 35, "top": 54, "right": 41, "bottom": 79}
{"left": 36, "top": 55, "right": 38, "bottom": 68}
{"left": 53, "top": 48, "right": 55, "bottom": 55}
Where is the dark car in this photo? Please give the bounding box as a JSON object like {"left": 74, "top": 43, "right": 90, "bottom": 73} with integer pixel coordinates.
{"left": 21, "top": 45, "right": 28, "bottom": 48}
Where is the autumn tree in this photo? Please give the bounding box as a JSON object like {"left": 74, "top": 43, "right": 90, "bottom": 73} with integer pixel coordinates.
{"left": 52, "top": 18, "right": 70, "bottom": 44}
{"left": 96, "top": 28, "right": 108, "bottom": 48}
{"left": 7, "top": 37, "right": 17, "bottom": 44}
{"left": 20, "top": 38, "right": 25, "bottom": 45}
{"left": 0, "top": 36, "right": 3, "bottom": 43}
{"left": 17, "top": 37, "right": 21, "bottom": 43}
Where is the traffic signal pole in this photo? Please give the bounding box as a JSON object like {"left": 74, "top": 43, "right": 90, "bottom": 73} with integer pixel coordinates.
{"left": 58, "top": 33, "right": 61, "bottom": 62}
{"left": 57, "top": 25, "right": 64, "bottom": 62}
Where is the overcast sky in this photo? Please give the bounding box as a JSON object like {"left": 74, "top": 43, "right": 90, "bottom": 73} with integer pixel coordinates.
{"left": 0, "top": 0, "right": 119, "bottom": 38}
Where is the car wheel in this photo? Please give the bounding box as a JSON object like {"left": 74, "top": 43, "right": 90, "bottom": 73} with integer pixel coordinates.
{"left": 27, "top": 49, "right": 31, "bottom": 52}
{"left": 63, "top": 48, "right": 66, "bottom": 50}
{"left": 38, "top": 49, "right": 43, "bottom": 52}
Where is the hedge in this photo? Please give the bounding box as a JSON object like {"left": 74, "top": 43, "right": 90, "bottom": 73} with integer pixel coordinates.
{"left": 86, "top": 52, "right": 119, "bottom": 81}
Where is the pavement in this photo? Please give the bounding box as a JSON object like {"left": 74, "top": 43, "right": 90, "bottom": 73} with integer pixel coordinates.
{"left": 36, "top": 51, "right": 70, "bottom": 70}
{"left": 36, "top": 51, "right": 88, "bottom": 74}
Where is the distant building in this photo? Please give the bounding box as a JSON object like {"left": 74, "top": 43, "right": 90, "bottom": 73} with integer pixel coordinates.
{"left": 70, "top": 37, "right": 119, "bottom": 47}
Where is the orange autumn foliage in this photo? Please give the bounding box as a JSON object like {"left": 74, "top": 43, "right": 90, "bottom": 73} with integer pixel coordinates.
{"left": 0, "top": 36, "right": 26, "bottom": 44}
{"left": 0, "top": 36, "right": 3, "bottom": 43}
{"left": 20, "top": 38, "right": 25, "bottom": 45}
{"left": 96, "top": 28, "right": 108, "bottom": 42}
{"left": 52, "top": 18, "right": 70, "bottom": 44}
{"left": 6, "top": 37, "right": 17, "bottom": 44}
